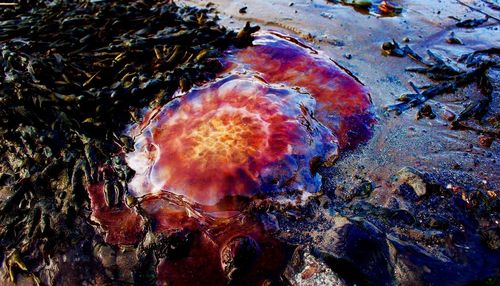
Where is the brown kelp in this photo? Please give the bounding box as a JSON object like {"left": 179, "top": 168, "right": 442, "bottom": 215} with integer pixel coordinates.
{"left": 0, "top": 1, "right": 257, "bottom": 284}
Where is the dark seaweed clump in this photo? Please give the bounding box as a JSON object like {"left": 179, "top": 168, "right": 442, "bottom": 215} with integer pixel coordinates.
{"left": 384, "top": 41, "right": 499, "bottom": 139}
{"left": 0, "top": 1, "right": 257, "bottom": 283}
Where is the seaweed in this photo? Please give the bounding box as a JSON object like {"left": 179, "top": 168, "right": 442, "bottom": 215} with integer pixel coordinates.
{"left": 0, "top": 1, "right": 258, "bottom": 283}
{"left": 385, "top": 44, "right": 499, "bottom": 130}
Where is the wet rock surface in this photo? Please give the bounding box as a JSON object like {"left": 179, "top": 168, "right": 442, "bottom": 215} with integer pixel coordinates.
{"left": 284, "top": 246, "right": 347, "bottom": 286}
{"left": 274, "top": 174, "right": 499, "bottom": 285}
{"left": 393, "top": 167, "right": 429, "bottom": 197}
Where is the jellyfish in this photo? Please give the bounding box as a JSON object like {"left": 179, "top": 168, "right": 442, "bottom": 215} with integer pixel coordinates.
{"left": 126, "top": 31, "right": 374, "bottom": 206}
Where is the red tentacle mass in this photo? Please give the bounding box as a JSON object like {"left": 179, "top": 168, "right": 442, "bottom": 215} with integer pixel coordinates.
{"left": 87, "top": 32, "right": 375, "bottom": 283}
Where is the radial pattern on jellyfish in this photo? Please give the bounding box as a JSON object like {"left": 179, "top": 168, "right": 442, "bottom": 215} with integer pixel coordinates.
{"left": 126, "top": 31, "right": 374, "bottom": 206}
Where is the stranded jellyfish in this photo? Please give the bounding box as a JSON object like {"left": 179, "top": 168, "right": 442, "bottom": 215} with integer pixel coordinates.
{"left": 126, "top": 31, "right": 374, "bottom": 206}
{"left": 87, "top": 31, "right": 375, "bottom": 284}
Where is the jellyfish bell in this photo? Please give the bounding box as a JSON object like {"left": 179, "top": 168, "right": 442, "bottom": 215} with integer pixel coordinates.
{"left": 126, "top": 75, "right": 338, "bottom": 206}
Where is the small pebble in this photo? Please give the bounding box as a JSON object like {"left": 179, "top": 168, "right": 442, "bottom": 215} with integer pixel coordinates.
{"left": 479, "top": 135, "right": 494, "bottom": 148}
{"left": 446, "top": 32, "right": 463, "bottom": 45}
{"left": 442, "top": 109, "right": 456, "bottom": 121}
{"left": 417, "top": 104, "right": 436, "bottom": 120}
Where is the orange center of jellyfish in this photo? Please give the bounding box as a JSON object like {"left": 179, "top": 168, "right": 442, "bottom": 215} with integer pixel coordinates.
{"left": 187, "top": 112, "right": 266, "bottom": 167}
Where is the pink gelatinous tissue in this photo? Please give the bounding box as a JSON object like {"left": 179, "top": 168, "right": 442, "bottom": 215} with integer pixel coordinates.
{"left": 126, "top": 32, "right": 374, "bottom": 206}
{"left": 227, "top": 32, "right": 374, "bottom": 149}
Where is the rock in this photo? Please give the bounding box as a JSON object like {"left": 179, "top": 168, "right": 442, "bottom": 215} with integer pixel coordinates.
{"left": 115, "top": 247, "right": 139, "bottom": 284}
{"left": 379, "top": 1, "right": 403, "bottom": 15}
{"left": 334, "top": 182, "right": 373, "bottom": 202}
{"left": 259, "top": 213, "right": 280, "bottom": 232}
{"left": 284, "top": 246, "right": 347, "bottom": 286}
{"left": 354, "top": 181, "right": 374, "bottom": 198}
{"left": 479, "top": 134, "right": 494, "bottom": 148}
{"left": 481, "top": 228, "right": 500, "bottom": 250}
{"left": 427, "top": 214, "right": 449, "bottom": 230}
{"left": 394, "top": 167, "right": 428, "bottom": 197}
{"left": 442, "top": 109, "right": 456, "bottom": 121}
{"left": 313, "top": 216, "right": 393, "bottom": 285}
{"left": 93, "top": 243, "right": 116, "bottom": 269}
{"left": 386, "top": 237, "right": 428, "bottom": 285}
{"left": 416, "top": 104, "right": 436, "bottom": 120}
{"left": 343, "top": 0, "right": 372, "bottom": 7}
{"left": 220, "top": 236, "right": 261, "bottom": 281}
{"left": 446, "top": 32, "right": 463, "bottom": 45}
